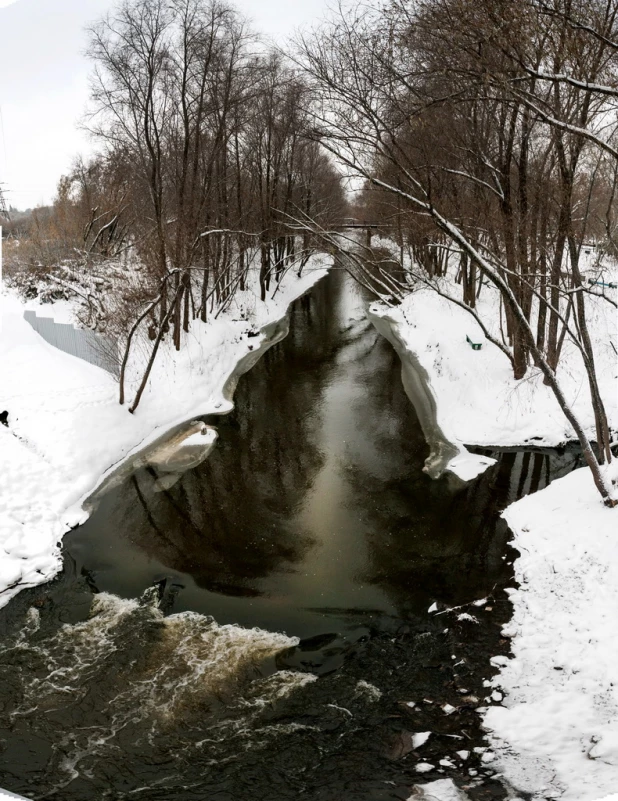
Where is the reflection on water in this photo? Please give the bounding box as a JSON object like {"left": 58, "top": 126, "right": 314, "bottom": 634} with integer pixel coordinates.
{"left": 0, "top": 270, "right": 583, "bottom": 800}
{"left": 62, "top": 271, "right": 582, "bottom": 635}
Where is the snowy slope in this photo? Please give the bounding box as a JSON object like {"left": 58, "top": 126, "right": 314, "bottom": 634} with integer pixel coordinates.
{"left": 367, "top": 246, "right": 618, "bottom": 800}
{"left": 369, "top": 305, "right": 497, "bottom": 481}
{"left": 0, "top": 257, "right": 330, "bottom": 608}
{"left": 485, "top": 461, "right": 618, "bottom": 800}
{"left": 371, "top": 281, "right": 617, "bottom": 450}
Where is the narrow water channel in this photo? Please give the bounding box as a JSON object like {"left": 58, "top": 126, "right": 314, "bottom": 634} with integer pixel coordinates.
{"left": 0, "top": 270, "right": 583, "bottom": 801}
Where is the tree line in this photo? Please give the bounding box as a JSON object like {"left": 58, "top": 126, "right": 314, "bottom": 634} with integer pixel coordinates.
{"left": 87, "top": 0, "right": 347, "bottom": 409}
{"left": 5, "top": 0, "right": 346, "bottom": 411}
{"left": 294, "top": 0, "right": 617, "bottom": 505}
{"left": 4, "top": 0, "right": 616, "bottom": 503}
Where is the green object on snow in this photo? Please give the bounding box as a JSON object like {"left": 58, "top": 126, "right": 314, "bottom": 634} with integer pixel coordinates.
{"left": 587, "top": 278, "right": 617, "bottom": 289}
{"left": 466, "top": 335, "right": 482, "bottom": 350}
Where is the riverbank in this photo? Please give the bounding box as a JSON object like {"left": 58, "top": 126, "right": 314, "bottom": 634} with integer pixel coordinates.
{"left": 0, "top": 257, "right": 330, "bottom": 609}
{"left": 485, "top": 458, "right": 618, "bottom": 801}
{"left": 368, "top": 306, "right": 497, "bottom": 481}
{"left": 0, "top": 267, "right": 527, "bottom": 801}
{"left": 369, "top": 279, "right": 617, "bottom": 455}
{"left": 370, "top": 273, "right": 618, "bottom": 798}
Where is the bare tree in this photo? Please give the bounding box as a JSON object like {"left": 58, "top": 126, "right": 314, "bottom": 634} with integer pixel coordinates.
{"left": 296, "top": 0, "right": 617, "bottom": 505}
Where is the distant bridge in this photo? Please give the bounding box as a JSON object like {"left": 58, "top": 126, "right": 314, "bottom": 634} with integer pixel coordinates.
{"left": 335, "top": 221, "right": 384, "bottom": 230}
{"left": 331, "top": 221, "right": 386, "bottom": 245}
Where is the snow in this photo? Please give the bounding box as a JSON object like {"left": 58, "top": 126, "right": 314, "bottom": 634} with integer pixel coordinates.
{"left": 484, "top": 459, "right": 618, "bottom": 800}
{"left": 413, "top": 731, "right": 432, "bottom": 748}
{"left": 0, "top": 790, "right": 29, "bottom": 800}
{"left": 2, "top": 231, "right": 617, "bottom": 801}
{"left": 369, "top": 302, "right": 497, "bottom": 481}
{"left": 456, "top": 613, "right": 479, "bottom": 624}
{"left": 367, "top": 242, "right": 618, "bottom": 800}
{"left": 409, "top": 779, "right": 470, "bottom": 800}
{"left": 447, "top": 452, "right": 497, "bottom": 481}
{"left": 369, "top": 267, "right": 617, "bottom": 478}
{"left": 141, "top": 421, "right": 218, "bottom": 472}
{"left": 0, "top": 257, "right": 330, "bottom": 608}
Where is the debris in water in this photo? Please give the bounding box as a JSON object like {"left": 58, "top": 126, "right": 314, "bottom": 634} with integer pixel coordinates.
{"left": 457, "top": 613, "right": 479, "bottom": 624}
{"left": 354, "top": 679, "right": 382, "bottom": 701}
{"left": 410, "top": 778, "right": 470, "bottom": 800}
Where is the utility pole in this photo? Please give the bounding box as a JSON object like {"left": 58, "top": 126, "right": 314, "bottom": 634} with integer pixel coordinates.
{"left": 0, "top": 183, "right": 8, "bottom": 222}
{"left": 0, "top": 184, "right": 7, "bottom": 295}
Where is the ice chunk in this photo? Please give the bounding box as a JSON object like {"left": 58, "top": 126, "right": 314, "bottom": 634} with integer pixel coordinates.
{"left": 413, "top": 731, "right": 431, "bottom": 748}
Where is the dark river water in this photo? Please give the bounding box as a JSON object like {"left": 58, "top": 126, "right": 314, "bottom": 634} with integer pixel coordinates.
{"left": 0, "top": 270, "right": 583, "bottom": 801}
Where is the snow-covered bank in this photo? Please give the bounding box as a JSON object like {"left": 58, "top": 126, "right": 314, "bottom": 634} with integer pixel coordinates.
{"left": 0, "top": 789, "right": 29, "bottom": 800}
{"left": 368, "top": 306, "right": 496, "bottom": 481}
{"left": 0, "top": 257, "right": 330, "bottom": 608}
{"left": 369, "top": 273, "right": 617, "bottom": 454}
{"left": 368, "top": 252, "right": 618, "bottom": 799}
{"left": 484, "top": 460, "right": 618, "bottom": 800}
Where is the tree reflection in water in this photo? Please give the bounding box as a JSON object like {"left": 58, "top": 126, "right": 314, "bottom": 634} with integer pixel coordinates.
{"left": 68, "top": 268, "right": 584, "bottom": 629}
{"left": 70, "top": 276, "right": 347, "bottom": 601}
{"left": 343, "top": 335, "right": 584, "bottom": 617}
{"left": 0, "top": 269, "right": 588, "bottom": 801}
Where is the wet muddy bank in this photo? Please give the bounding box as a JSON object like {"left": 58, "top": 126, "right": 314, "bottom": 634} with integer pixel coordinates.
{"left": 0, "top": 271, "right": 584, "bottom": 801}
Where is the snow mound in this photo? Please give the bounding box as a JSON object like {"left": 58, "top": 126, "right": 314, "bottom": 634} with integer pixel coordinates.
{"left": 409, "top": 778, "right": 470, "bottom": 799}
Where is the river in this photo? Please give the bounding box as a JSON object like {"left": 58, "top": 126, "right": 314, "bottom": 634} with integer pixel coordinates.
{"left": 0, "top": 269, "right": 583, "bottom": 800}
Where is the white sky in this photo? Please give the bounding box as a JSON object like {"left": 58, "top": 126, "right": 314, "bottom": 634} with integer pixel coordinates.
{"left": 0, "top": 0, "right": 330, "bottom": 210}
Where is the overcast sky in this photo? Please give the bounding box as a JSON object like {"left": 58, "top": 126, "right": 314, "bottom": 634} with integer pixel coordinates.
{"left": 0, "top": 0, "right": 330, "bottom": 210}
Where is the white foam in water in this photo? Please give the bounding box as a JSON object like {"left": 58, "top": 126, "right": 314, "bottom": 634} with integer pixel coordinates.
{"left": 0, "top": 590, "right": 314, "bottom": 792}
{"left": 12, "top": 591, "right": 300, "bottom": 709}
